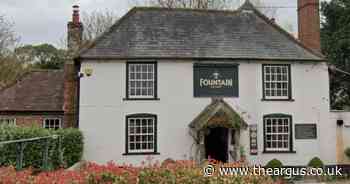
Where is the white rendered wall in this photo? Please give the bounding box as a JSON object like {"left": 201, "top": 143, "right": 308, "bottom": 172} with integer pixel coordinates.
{"left": 79, "top": 60, "right": 335, "bottom": 166}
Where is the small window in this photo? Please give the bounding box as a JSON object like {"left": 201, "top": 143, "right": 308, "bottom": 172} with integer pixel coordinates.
{"left": 43, "top": 118, "right": 61, "bottom": 130}
{"left": 126, "top": 114, "right": 157, "bottom": 154}
{"left": 0, "top": 118, "right": 16, "bottom": 126}
{"left": 264, "top": 114, "right": 292, "bottom": 152}
{"left": 263, "top": 64, "right": 291, "bottom": 100}
{"left": 127, "top": 62, "right": 157, "bottom": 99}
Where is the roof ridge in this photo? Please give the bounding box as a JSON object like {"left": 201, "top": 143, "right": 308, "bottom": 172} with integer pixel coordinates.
{"left": 132, "top": 6, "right": 240, "bottom": 14}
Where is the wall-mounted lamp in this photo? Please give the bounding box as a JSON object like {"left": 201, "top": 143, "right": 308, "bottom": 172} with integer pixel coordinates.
{"left": 84, "top": 68, "right": 93, "bottom": 77}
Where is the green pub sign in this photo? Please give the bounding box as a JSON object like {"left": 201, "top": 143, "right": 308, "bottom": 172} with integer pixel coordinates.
{"left": 193, "top": 63, "right": 239, "bottom": 97}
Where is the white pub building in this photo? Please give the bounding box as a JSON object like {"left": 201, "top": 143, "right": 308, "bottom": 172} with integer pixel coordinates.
{"left": 71, "top": 0, "right": 350, "bottom": 166}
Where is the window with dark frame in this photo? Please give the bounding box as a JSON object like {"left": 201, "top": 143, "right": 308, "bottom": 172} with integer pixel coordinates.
{"left": 125, "top": 114, "right": 157, "bottom": 154}
{"left": 263, "top": 64, "right": 291, "bottom": 100}
{"left": 264, "top": 114, "right": 293, "bottom": 152}
{"left": 43, "top": 118, "right": 61, "bottom": 130}
{"left": 127, "top": 63, "right": 156, "bottom": 99}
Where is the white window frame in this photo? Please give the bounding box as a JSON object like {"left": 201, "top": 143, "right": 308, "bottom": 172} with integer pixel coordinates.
{"left": 43, "top": 118, "right": 62, "bottom": 130}
{"left": 0, "top": 118, "right": 16, "bottom": 126}
{"left": 264, "top": 116, "right": 291, "bottom": 152}
{"left": 263, "top": 65, "right": 290, "bottom": 100}
{"left": 126, "top": 115, "right": 156, "bottom": 153}
{"left": 127, "top": 63, "right": 156, "bottom": 99}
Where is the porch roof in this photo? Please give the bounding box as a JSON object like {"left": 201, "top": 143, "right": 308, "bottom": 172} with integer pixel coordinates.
{"left": 189, "top": 98, "right": 247, "bottom": 131}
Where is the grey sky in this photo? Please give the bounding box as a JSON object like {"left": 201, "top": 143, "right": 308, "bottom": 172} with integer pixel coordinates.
{"left": 0, "top": 0, "right": 329, "bottom": 48}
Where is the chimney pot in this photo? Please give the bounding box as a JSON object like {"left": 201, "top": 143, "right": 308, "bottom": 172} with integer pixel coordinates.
{"left": 72, "top": 5, "right": 80, "bottom": 25}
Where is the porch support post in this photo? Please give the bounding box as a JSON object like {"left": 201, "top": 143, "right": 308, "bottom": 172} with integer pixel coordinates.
{"left": 199, "top": 131, "right": 206, "bottom": 161}
{"left": 235, "top": 130, "right": 241, "bottom": 159}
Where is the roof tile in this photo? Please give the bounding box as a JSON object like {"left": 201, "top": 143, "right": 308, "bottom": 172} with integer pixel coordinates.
{"left": 80, "top": 6, "right": 323, "bottom": 61}
{"left": 0, "top": 70, "right": 64, "bottom": 112}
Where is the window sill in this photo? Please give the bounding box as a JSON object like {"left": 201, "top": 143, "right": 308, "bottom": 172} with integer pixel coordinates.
{"left": 261, "top": 98, "right": 295, "bottom": 102}
{"left": 123, "top": 98, "right": 160, "bottom": 101}
{"left": 123, "top": 152, "right": 160, "bottom": 156}
{"left": 263, "top": 150, "right": 296, "bottom": 154}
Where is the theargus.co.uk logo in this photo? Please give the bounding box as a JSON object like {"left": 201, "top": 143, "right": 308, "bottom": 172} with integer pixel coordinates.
{"left": 203, "top": 164, "right": 343, "bottom": 178}
{"left": 203, "top": 164, "right": 216, "bottom": 177}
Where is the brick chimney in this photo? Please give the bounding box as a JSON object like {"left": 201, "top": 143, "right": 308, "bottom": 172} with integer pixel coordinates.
{"left": 297, "top": 0, "right": 321, "bottom": 52}
{"left": 67, "top": 5, "right": 83, "bottom": 52}
{"left": 64, "top": 5, "right": 83, "bottom": 128}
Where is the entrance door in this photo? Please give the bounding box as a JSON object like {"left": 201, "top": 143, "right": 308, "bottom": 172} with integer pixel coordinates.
{"left": 205, "top": 127, "right": 228, "bottom": 162}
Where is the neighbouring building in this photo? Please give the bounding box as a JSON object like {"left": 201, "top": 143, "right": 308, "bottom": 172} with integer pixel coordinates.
{"left": 0, "top": 7, "right": 81, "bottom": 130}
{"left": 74, "top": 0, "right": 350, "bottom": 166}
{"left": 0, "top": 70, "right": 65, "bottom": 129}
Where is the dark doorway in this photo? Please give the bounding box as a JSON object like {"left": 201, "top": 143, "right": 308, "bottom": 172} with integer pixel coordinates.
{"left": 205, "top": 127, "right": 228, "bottom": 162}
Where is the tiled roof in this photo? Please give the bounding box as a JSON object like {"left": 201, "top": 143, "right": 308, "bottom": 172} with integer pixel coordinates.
{"left": 80, "top": 1, "right": 324, "bottom": 61}
{"left": 0, "top": 70, "right": 64, "bottom": 112}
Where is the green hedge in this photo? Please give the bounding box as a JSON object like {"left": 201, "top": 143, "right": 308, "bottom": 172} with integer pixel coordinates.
{"left": 308, "top": 157, "right": 324, "bottom": 168}
{"left": 345, "top": 147, "right": 350, "bottom": 159}
{"left": 265, "top": 159, "right": 283, "bottom": 169}
{"left": 0, "top": 126, "right": 83, "bottom": 170}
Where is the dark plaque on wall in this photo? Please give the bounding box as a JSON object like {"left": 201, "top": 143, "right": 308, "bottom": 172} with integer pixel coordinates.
{"left": 250, "top": 124, "right": 258, "bottom": 155}
{"left": 193, "top": 63, "right": 239, "bottom": 97}
{"left": 295, "top": 124, "right": 317, "bottom": 139}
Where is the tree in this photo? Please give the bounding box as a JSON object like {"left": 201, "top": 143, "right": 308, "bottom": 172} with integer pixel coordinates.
{"left": 0, "top": 15, "right": 26, "bottom": 89}
{"left": 146, "top": 0, "right": 236, "bottom": 9}
{"left": 14, "top": 44, "right": 67, "bottom": 70}
{"left": 57, "top": 10, "right": 118, "bottom": 53}
{"left": 321, "top": 0, "right": 350, "bottom": 109}
{"left": 0, "top": 15, "right": 19, "bottom": 56}
{"left": 130, "top": 0, "right": 277, "bottom": 18}
{"left": 81, "top": 10, "right": 119, "bottom": 42}
{"left": 0, "top": 55, "right": 27, "bottom": 89}
{"left": 250, "top": 0, "right": 277, "bottom": 19}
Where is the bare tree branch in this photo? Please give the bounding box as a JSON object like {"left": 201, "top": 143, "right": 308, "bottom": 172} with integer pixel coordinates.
{"left": 81, "top": 10, "right": 119, "bottom": 42}
{"left": 0, "top": 15, "right": 19, "bottom": 56}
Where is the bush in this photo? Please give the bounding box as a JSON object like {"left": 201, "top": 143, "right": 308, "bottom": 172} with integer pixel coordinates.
{"left": 0, "top": 126, "right": 83, "bottom": 170}
{"left": 53, "top": 128, "right": 84, "bottom": 167}
{"left": 0, "top": 161, "right": 277, "bottom": 184}
{"left": 345, "top": 148, "right": 350, "bottom": 159}
{"left": 265, "top": 159, "right": 283, "bottom": 169}
{"left": 308, "top": 157, "right": 324, "bottom": 168}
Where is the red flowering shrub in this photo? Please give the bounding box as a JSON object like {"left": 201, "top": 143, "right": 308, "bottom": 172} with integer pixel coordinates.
{"left": 0, "top": 160, "right": 282, "bottom": 184}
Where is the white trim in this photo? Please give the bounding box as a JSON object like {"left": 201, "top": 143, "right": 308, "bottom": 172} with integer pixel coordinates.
{"left": 127, "top": 117, "right": 155, "bottom": 153}
{"left": 43, "top": 118, "right": 62, "bottom": 130}
{"left": 0, "top": 118, "right": 16, "bottom": 126}
{"left": 263, "top": 65, "right": 290, "bottom": 99}
{"left": 128, "top": 63, "right": 155, "bottom": 98}
{"left": 264, "top": 117, "right": 291, "bottom": 151}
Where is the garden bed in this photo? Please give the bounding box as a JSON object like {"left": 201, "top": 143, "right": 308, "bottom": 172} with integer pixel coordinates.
{"left": 0, "top": 160, "right": 281, "bottom": 184}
